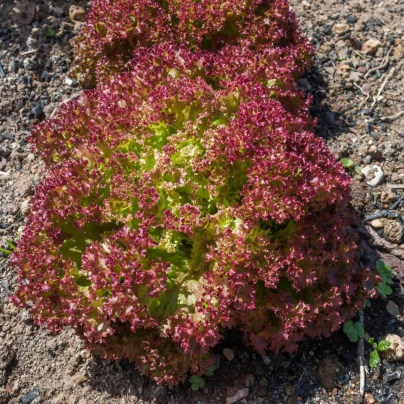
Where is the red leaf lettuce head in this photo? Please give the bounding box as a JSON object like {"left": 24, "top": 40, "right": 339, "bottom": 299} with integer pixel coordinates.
{"left": 11, "top": 3, "right": 378, "bottom": 386}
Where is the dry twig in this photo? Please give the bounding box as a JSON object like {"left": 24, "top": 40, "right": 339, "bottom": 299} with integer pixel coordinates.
{"left": 386, "top": 184, "right": 404, "bottom": 189}
{"left": 352, "top": 84, "right": 370, "bottom": 112}
{"left": 380, "top": 109, "right": 404, "bottom": 122}
{"left": 364, "top": 47, "right": 392, "bottom": 79}
{"left": 20, "top": 49, "right": 39, "bottom": 56}
{"left": 371, "top": 66, "right": 396, "bottom": 110}
{"left": 353, "top": 82, "right": 368, "bottom": 96}
{"left": 348, "top": 127, "right": 366, "bottom": 143}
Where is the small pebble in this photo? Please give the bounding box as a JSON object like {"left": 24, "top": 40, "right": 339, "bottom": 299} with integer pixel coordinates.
{"left": 364, "top": 155, "right": 372, "bottom": 165}
{"left": 386, "top": 301, "right": 400, "bottom": 317}
{"left": 384, "top": 371, "right": 400, "bottom": 383}
{"left": 370, "top": 219, "right": 384, "bottom": 229}
{"left": 361, "top": 165, "right": 384, "bottom": 187}
{"left": 31, "top": 104, "right": 43, "bottom": 118}
{"left": 362, "top": 38, "right": 382, "bottom": 55}
{"left": 365, "top": 392, "right": 376, "bottom": 404}
{"left": 332, "top": 23, "right": 350, "bottom": 35}
{"left": 223, "top": 348, "right": 235, "bottom": 361}
{"left": 365, "top": 121, "right": 372, "bottom": 134}
{"left": 226, "top": 388, "right": 249, "bottom": 404}
{"left": 383, "top": 219, "right": 403, "bottom": 244}
{"left": 20, "top": 388, "right": 40, "bottom": 404}
{"left": 9, "top": 59, "right": 18, "bottom": 73}
{"left": 346, "top": 15, "right": 357, "bottom": 24}
{"left": 73, "top": 374, "right": 88, "bottom": 385}
{"left": 337, "top": 373, "right": 349, "bottom": 385}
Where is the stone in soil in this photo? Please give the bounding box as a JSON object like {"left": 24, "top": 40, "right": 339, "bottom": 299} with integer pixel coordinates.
{"left": 226, "top": 388, "right": 249, "bottom": 404}
{"left": 73, "top": 373, "right": 89, "bottom": 384}
{"left": 394, "top": 44, "right": 404, "bottom": 59}
{"left": 386, "top": 300, "right": 400, "bottom": 317}
{"left": 361, "top": 165, "right": 384, "bottom": 187}
{"left": 223, "top": 348, "right": 235, "bottom": 361}
{"left": 362, "top": 38, "right": 382, "bottom": 55}
{"left": 382, "top": 334, "right": 404, "bottom": 362}
{"left": 261, "top": 355, "right": 271, "bottom": 365}
{"left": 332, "top": 23, "right": 350, "bottom": 35}
{"left": 20, "top": 387, "right": 40, "bottom": 404}
{"left": 380, "top": 190, "right": 396, "bottom": 204}
{"left": 365, "top": 392, "right": 376, "bottom": 404}
{"left": 20, "top": 197, "right": 32, "bottom": 216}
{"left": 383, "top": 219, "right": 404, "bottom": 244}
{"left": 379, "top": 252, "right": 404, "bottom": 281}
{"left": 370, "top": 219, "right": 384, "bottom": 229}
{"left": 31, "top": 103, "right": 43, "bottom": 119}
{"left": 384, "top": 371, "right": 401, "bottom": 383}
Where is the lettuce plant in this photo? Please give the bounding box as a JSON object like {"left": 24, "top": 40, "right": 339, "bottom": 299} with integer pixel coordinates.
{"left": 72, "top": 0, "right": 313, "bottom": 87}
{"left": 11, "top": 0, "right": 379, "bottom": 385}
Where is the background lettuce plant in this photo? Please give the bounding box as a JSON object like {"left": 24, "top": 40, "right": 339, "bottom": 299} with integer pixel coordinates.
{"left": 11, "top": 0, "right": 379, "bottom": 385}
{"left": 72, "top": 0, "right": 313, "bottom": 87}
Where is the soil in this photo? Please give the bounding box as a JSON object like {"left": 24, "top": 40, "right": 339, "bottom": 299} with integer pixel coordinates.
{"left": 1, "top": 0, "right": 404, "bottom": 403}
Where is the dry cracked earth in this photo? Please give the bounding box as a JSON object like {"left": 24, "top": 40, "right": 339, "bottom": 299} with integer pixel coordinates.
{"left": 0, "top": 0, "right": 404, "bottom": 403}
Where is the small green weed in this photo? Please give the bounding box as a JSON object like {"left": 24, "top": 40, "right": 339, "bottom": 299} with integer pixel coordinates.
{"left": 0, "top": 239, "right": 17, "bottom": 255}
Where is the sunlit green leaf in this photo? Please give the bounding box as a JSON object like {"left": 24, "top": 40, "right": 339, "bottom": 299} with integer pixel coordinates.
{"left": 369, "top": 350, "right": 380, "bottom": 368}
